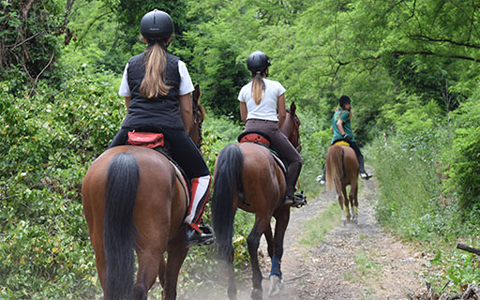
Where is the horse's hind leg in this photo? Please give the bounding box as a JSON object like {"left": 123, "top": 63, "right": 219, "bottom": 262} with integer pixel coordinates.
{"left": 269, "top": 206, "right": 290, "bottom": 296}
{"left": 134, "top": 247, "right": 164, "bottom": 300}
{"left": 342, "top": 186, "right": 351, "bottom": 221}
{"left": 350, "top": 183, "right": 359, "bottom": 222}
{"left": 263, "top": 223, "right": 274, "bottom": 258}
{"left": 164, "top": 230, "right": 188, "bottom": 300}
{"left": 247, "top": 216, "right": 270, "bottom": 300}
{"left": 133, "top": 227, "right": 169, "bottom": 300}
{"left": 337, "top": 192, "right": 346, "bottom": 222}
{"left": 158, "top": 257, "right": 166, "bottom": 290}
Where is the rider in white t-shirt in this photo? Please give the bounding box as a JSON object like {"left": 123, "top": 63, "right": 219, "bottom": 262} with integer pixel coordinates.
{"left": 238, "top": 50, "right": 305, "bottom": 207}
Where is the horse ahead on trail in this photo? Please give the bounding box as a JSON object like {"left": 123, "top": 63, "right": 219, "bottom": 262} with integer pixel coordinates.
{"left": 212, "top": 102, "right": 303, "bottom": 300}
{"left": 326, "top": 141, "right": 359, "bottom": 223}
{"left": 81, "top": 86, "right": 205, "bottom": 300}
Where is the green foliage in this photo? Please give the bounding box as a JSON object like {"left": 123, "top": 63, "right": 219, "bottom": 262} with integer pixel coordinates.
{"left": 430, "top": 239, "right": 480, "bottom": 291}
{"left": 445, "top": 98, "right": 480, "bottom": 208}
{"left": 369, "top": 121, "right": 480, "bottom": 291}
{"left": 0, "top": 64, "right": 122, "bottom": 299}
{"left": 0, "top": 0, "right": 66, "bottom": 85}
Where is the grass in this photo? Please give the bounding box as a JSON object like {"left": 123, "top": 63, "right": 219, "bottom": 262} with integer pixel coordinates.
{"left": 299, "top": 201, "right": 342, "bottom": 248}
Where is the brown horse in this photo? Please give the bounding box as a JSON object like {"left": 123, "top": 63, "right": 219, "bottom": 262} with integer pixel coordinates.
{"left": 81, "top": 86, "right": 205, "bottom": 300}
{"left": 211, "top": 102, "right": 302, "bottom": 300}
{"left": 326, "top": 141, "right": 359, "bottom": 223}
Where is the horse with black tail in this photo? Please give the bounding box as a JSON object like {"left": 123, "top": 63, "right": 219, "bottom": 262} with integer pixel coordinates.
{"left": 326, "top": 141, "right": 359, "bottom": 224}
{"left": 212, "top": 102, "right": 302, "bottom": 300}
{"left": 82, "top": 86, "right": 206, "bottom": 300}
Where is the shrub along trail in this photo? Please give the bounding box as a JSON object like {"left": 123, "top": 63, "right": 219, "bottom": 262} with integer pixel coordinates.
{"left": 243, "top": 166, "right": 430, "bottom": 300}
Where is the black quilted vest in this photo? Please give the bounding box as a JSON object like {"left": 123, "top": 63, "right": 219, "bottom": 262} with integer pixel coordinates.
{"left": 121, "top": 50, "right": 183, "bottom": 130}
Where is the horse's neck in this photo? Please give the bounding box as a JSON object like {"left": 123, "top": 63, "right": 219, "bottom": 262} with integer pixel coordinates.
{"left": 281, "top": 119, "right": 294, "bottom": 142}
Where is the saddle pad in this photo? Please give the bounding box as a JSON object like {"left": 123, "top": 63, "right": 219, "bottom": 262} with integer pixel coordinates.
{"left": 333, "top": 140, "right": 350, "bottom": 147}
{"left": 272, "top": 154, "right": 287, "bottom": 174}
{"left": 170, "top": 161, "right": 190, "bottom": 208}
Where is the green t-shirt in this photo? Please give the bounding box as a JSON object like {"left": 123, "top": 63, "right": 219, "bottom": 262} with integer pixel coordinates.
{"left": 331, "top": 109, "right": 355, "bottom": 144}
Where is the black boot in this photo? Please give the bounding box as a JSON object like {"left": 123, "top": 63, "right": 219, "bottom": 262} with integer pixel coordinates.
{"left": 284, "top": 161, "right": 306, "bottom": 207}
{"left": 185, "top": 224, "right": 215, "bottom": 248}
{"left": 358, "top": 155, "right": 372, "bottom": 179}
{"left": 285, "top": 190, "right": 307, "bottom": 208}
{"left": 316, "top": 166, "right": 326, "bottom": 185}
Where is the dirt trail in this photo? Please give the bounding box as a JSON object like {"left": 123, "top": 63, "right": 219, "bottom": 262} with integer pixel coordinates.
{"left": 236, "top": 166, "right": 429, "bottom": 300}
{"left": 180, "top": 166, "right": 429, "bottom": 300}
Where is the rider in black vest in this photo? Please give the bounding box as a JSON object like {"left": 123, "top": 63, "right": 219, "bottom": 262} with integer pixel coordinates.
{"left": 109, "top": 9, "right": 214, "bottom": 248}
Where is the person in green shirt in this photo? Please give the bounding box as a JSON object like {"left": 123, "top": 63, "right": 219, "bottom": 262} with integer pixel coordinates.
{"left": 317, "top": 95, "right": 372, "bottom": 184}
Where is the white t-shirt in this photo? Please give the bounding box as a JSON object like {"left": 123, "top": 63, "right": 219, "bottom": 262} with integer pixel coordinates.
{"left": 118, "top": 60, "right": 194, "bottom": 97}
{"left": 238, "top": 78, "right": 286, "bottom": 122}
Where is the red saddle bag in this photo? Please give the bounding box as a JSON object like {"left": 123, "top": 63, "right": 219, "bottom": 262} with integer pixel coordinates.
{"left": 127, "top": 131, "right": 164, "bottom": 149}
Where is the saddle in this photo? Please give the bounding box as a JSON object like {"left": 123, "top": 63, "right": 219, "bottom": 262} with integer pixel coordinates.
{"left": 237, "top": 131, "right": 287, "bottom": 174}
{"left": 238, "top": 131, "right": 271, "bottom": 147}
{"left": 127, "top": 130, "right": 190, "bottom": 208}
{"left": 332, "top": 140, "right": 350, "bottom": 147}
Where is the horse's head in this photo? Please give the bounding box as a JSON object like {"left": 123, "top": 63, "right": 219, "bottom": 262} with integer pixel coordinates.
{"left": 281, "top": 102, "right": 302, "bottom": 152}
{"left": 189, "top": 84, "right": 206, "bottom": 149}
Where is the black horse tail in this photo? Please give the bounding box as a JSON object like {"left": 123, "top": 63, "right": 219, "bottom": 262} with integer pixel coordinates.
{"left": 212, "top": 144, "right": 244, "bottom": 260}
{"left": 326, "top": 146, "right": 343, "bottom": 193}
{"left": 104, "top": 152, "right": 139, "bottom": 300}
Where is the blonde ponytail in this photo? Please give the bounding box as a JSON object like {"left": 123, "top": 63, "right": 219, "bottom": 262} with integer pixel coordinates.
{"left": 252, "top": 73, "right": 265, "bottom": 105}
{"left": 140, "top": 43, "right": 171, "bottom": 98}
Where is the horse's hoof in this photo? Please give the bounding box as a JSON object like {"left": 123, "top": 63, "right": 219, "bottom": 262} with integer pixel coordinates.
{"left": 268, "top": 275, "right": 283, "bottom": 296}
{"left": 251, "top": 288, "right": 263, "bottom": 300}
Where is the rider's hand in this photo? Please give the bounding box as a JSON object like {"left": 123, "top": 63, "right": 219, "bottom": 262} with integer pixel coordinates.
{"left": 343, "top": 134, "right": 352, "bottom": 141}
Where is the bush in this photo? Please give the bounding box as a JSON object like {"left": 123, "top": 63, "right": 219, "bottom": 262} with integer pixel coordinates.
{"left": 445, "top": 98, "right": 480, "bottom": 209}
{"left": 0, "top": 65, "right": 121, "bottom": 299}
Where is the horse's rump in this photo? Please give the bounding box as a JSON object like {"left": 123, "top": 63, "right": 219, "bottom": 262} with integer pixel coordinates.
{"left": 326, "top": 145, "right": 358, "bottom": 192}
{"left": 212, "top": 143, "right": 285, "bottom": 254}
{"left": 236, "top": 143, "right": 285, "bottom": 212}
{"left": 82, "top": 146, "right": 188, "bottom": 299}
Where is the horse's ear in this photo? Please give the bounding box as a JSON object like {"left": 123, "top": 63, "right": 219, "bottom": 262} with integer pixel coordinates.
{"left": 290, "top": 102, "right": 296, "bottom": 115}
{"left": 193, "top": 84, "right": 201, "bottom": 105}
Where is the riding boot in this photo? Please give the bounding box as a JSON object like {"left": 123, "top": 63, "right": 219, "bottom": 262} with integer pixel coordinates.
{"left": 316, "top": 165, "right": 326, "bottom": 185}
{"left": 284, "top": 162, "right": 306, "bottom": 207}
{"left": 184, "top": 175, "right": 215, "bottom": 247}
{"left": 358, "top": 155, "right": 372, "bottom": 179}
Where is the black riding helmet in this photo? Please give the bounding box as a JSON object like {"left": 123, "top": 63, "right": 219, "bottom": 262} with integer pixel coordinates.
{"left": 339, "top": 95, "right": 351, "bottom": 108}
{"left": 247, "top": 50, "right": 271, "bottom": 75}
{"left": 140, "top": 9, "right": 174, "bottom": 42}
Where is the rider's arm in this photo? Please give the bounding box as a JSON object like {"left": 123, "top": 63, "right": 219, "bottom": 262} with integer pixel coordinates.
{"left": 240, "top": 101, "right": 248, "bottom": 123}
{"left": 277, "top": 94, "right": 286, "bottom": 128}
{"left": 336, "top": 119, "right": 345, "bottom": 136}
{"left": 179, "top": 93, "right": 193, "bottom": 134}
{"left": 125, "top": 97, "right": 131, "bottom": 110}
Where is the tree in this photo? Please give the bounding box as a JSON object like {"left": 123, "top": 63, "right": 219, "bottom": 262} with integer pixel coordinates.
{"left": 0, "top": 0, "right": 74, "bottom": 88}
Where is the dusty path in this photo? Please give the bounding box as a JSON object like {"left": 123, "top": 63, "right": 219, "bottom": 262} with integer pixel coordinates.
{"left": 180, "top": 166, "right": 429, "bottom": 300}
{"left": 235, "top": 166, "right": 428, "bottom": 300}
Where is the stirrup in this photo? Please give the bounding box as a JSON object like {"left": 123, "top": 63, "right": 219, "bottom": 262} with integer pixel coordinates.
{"left": 292, "top": 191, "right": 307, "bottom": 208}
